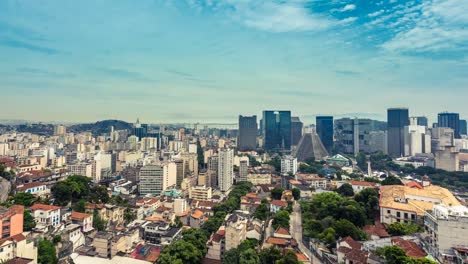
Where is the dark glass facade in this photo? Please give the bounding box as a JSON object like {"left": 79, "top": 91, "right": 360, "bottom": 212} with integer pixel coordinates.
{"left": 438, "top": 112, "right": 460, "bottom": 138}
{"left": 387, "top": 108, "right": 409, "bottom": 157}
{"left": 262, "top": 111, "right": 292, "bottom": 151}
{"left": 238, "top": 115, "right": 258, "bottom": 151}
{"left": 460, "top": 119, "right": 467, "bottom": 136}
{"left": 316, "top": 116, "right": 334, "bottom": 152}
{"left": 416, "top": 116, "right": 428, "bottom": 127}
{"left": 291, "top": 117, "right": 303, "bottom": 146}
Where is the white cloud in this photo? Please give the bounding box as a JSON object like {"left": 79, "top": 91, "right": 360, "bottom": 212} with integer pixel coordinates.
{"left": 382, "top": 0, "right": 468, "bottom": 52}
{"left": 368, "top": 10, "right": 384, "bottom": 18}
{"left": 187, "top": 0, "right": 335, "bottom": 32}
{"left": 341, "top": 4, "right": 356, "bottom": 12}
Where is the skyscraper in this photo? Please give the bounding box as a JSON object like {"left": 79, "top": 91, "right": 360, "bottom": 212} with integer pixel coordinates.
{"left": 238, "top": 159, "right": 248, "bottom": 182}
{"left": 316, "top": 116, "right": 334, "bottom": 152}
{"left": 460, "top": 119, "right": 467, "bottom": 136}
{"left": 238, "top": 115, "right": 257, "bottom": 151}
{"left": 438, "top": 112, "right": 460, "bottom": 139}
{"left": 218, "top": 148, "right": 234, "bottom": 192}
{"left": 133, "top": 118, "right": 148, "bottom": 140}
{"left": 291, "top": 117, "right": 303, "bottom": 146}
{"left": 387, "top": 108, "right": 409, "bottom": 157}
{"left": 414, "top": 116, "right": 428, "bottom": 127}
{"left": 262, "top": 111, "right": 292, "bottom": 151}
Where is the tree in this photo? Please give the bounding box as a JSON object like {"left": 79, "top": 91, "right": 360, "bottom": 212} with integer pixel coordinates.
{"left": 222, "top": 248, "right": 240, "bottom": 264}
{"left": 276, "top": 250, "right": 299, "bottom": 264}
{"left": 11, "top": 192, "right": 35, "bottom": 206}
{"left": 254, "top": 201, "right": 269, "bottom": 221}
{"left": 272, "top": 210, "right": 290, "bottom": 230}
{"left": 38, "top": 239, "right": 58, "bottom": 264}
{"left": 23, "top": 210, "right": 36, "bottom": 231}
{"left": 239, "top": 249, "right": 259, "bottom": 264}
{"left": 51, "top": 175, "right": 92, "bottom": 206}
{"left": 259, "top": 246, "right": 282, "bottom": 264}
{"left": 337, "top": 183, "right": 354, "bottom": 197}
{"left": 318, "top": 227, "right": 336, "bottom": 246}
{"left": 181, "top": 229, "right": 208, "bottom": 256}
{"left": 292, "top": 188, "right": 301, "bottom": 200}
{"left": 354, "top": 188, "right": 379, "bottom": 223}
{"left": 382, "top": 175, "right": 403, "bottom": 186}
{"left": 158, "top": 240, "right": 204, "bottom": 264}
{"left": 124, "top": 207, "right": 136, "bottom": 224}
{"left": 52, "top": 235, "right": 62, "bottom": 245}
{"left": 379, "top": 246, "right": 407, "bottom": 264}
{"left": 93, "top": 210, "right": 107, "bottom": 231}
{"left": 271, "top": 187, "right": 284, "bottom": 200}
{"left": 387, "top": 222, "right": 421, "bottom": 236}
{"left": 356, "top": 152, "right": 367, "bottom": 170}
{"left": 72, "top": 199, "right": 86, "bottom": 213}
{"left": 332, "top": 219, "right": 366, "bottom": 240}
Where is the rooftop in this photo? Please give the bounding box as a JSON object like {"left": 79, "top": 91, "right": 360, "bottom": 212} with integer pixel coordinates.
{"left": 30, "top": 203, "right": 61, "bottom": 212}
{"left": 380, "top": 185, "right": 460, "bottom": 216}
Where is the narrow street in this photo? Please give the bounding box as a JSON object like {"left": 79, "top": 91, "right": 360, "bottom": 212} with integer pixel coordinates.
{"left": 290, "top": 202, "right": 313, "bottom": 262}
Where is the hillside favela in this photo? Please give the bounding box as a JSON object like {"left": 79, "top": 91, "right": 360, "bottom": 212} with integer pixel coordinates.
{"left": 1, "top": 1, "right": 468, "bottom": 264}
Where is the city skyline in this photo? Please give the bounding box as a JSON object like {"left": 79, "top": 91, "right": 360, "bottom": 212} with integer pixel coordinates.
{"left": 1, "top": 0, "right": 468, "bottom": 123}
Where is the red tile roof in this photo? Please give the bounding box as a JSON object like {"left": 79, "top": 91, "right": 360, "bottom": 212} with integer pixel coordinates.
{"left": 30, "top": 203, "right": 60, "bottom": 211}
{"left": 363, "top": 222, "right": 390, "bottom": 238}
{"left": 266, "top": 237, "right": 288, "bottom": 246}
{"left": 16, "top": 182, "right": 46, "bottom": 192}
{"left": 191, "top": 210, "right": 204, "bottom": 219}
{"left": 405, "top": 181, "right": 423, "bottom": 190}
{"left": 71, "top": 211, "right": 92, "bottom": 221}
{"left": 271, "top": 200, "right": 288, "bottom": 207}
{"left": 274, "top": 227, "right": 291, "bottom": 236}
{"left": 350, "top": 181, "right": 376, "bottom": 187}
{"left": 392, "top": 238, "right": 427, "bottom": 258}
{"left": 340, "top": 236, "right": 362, "bottom": 250}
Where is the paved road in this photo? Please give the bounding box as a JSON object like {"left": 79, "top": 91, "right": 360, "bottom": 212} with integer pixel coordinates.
{"left": 0, "top": 178, "right": 11, "bottom": 202}
{"left": 291, "top": 202, "right": 314, "bottom": 263}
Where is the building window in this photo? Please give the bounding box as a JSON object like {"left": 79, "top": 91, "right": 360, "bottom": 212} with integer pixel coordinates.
{"left": 404, "top": 213, "right": 408, "bottom": 219}
{"left": 397, "top": 212, "right": 401, "bottom": 218}
{"left": 387, "top": 210, "right": 390, "bottom": 214}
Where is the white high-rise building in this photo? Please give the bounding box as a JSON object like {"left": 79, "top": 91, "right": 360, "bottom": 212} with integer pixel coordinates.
{"left": 404, "top": 121, "right": 431, "bottom": 156}
{"left": 139, "top": 162, "right": 177, "bottom": 196}
{"left": 218, "top": 148, "right": 234, "bottom": 192}
{"left": 281, "top": 155, "right": 297, "bottom": 176}
{"left": 54, "top": 125, "right": 67, "bottom": 136}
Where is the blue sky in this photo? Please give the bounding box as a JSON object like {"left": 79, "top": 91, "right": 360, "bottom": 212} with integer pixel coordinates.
{"left": 1, "top": 0, "right": 467, "bottom": 124}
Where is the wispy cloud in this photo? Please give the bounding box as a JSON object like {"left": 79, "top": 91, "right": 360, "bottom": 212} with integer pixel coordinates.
{"left": 189, "top": 0, "right": 335, "bottom": 32}
{"left": 96, "top": 68, "right": 155, "bottom": 83}
{"left": 380, "top": 0, "right": 468, "bottom": 52}
{"left": 0, "top": 38, "right": 59, "bottom": 54}
{"left": 17, "top": 67, "right": 75, "bottom": 78}
{"left": 340, "top": 4, "right": 356, "bottom": 12}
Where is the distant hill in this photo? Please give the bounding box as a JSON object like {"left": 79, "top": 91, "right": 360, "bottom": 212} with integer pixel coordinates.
{"left": 68, "top": 120, "right": 133, "bottom": 135}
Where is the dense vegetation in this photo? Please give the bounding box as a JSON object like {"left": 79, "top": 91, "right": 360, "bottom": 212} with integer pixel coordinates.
{"left": 302, "top": 189, "right": 379, "bottom": 247}
{"left": 222, "top": 240, "right": 300, "bottom": 264}
{"left": 38, "top": 239, "right": 58, "bottom": 264}
{"left": 158, "top": 182, "right": 253, "bottom": 264}
{"left": 51, "top": 175, "right": 109, "bottom": 206}
{"left": 68, "top": 119, "right": 132, "bottom": 136}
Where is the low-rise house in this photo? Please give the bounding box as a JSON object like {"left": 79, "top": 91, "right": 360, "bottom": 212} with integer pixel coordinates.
{"left": 142, "top": 221, "right": 181, "bottom": 246}
{"left": 0, "top": 205, "right": 25, "bottom": 239}
{"left": 0, "top": 233, "right": 37, "bottom": 264}
{"left": 337, "top": 236, "right": 368, "bottom": 264}
{"left": 93, "top": 232, "right": 126, "bottom": 259}
{"left": 270, "top": 200, "right": 288, "bottom": 214}
{"left": 71, "top": 211, "right": 93, "bottom": 233}
{"left": 206, "top": 227, "right": 225, "bottom": 261}
{"left": 15, "top": 182, "right": 49, "bottom": 196}
{"left": 189, "top": 209, "right": 206, "bottom": 229}
{"left": 30, "top": 203, "right": 61, "bottom": 230}
{"left": 264, "top": 227, "right": 297, "bottom": 250}
{"left": 349, "top": 181, "right": 377, "bottom": 194}
{"left": 240, "top": 193, "right": 262, "bottom": 214}
{"left": 62, "top": 224, "right": 85, "bottom": 251}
